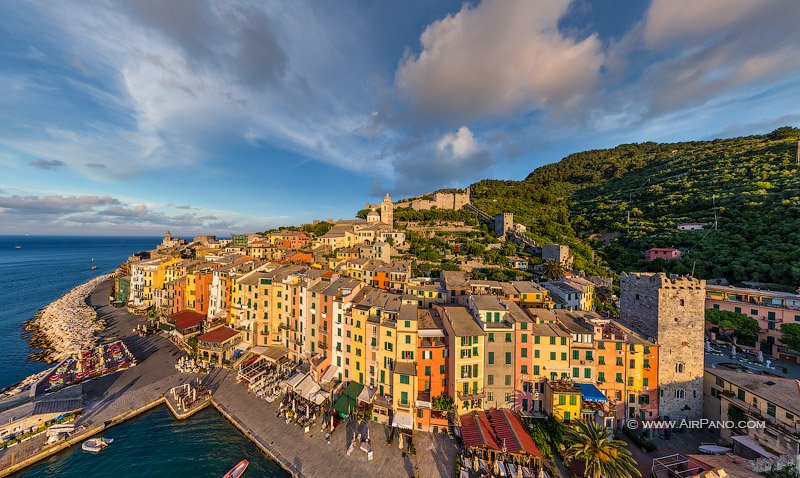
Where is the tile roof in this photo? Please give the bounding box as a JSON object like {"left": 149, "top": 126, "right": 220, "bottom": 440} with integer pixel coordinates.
{"left": 170, "top": 310, "right": 206, "bottom": 330}
{"left": 460, "top": 409, "right": 542, "bottom": 458}
{"left": 441, "top": 306, "right": 484, "bottom": 337}
{"left": 198, "top": 326, "right": 239, "bottom": 343}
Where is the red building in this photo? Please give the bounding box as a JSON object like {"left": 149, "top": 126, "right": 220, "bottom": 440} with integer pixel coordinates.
{"left": 415, "top": 308, "right": 449, "bottom": 432}
{"left": 645, "top": 247, "right": 683, "bottom": 262}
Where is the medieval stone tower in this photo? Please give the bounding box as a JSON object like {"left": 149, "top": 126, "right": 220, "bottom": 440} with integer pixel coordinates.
{"left": 494, "top": 212, "right": 513, "bottom": 237}
{"left": 380, "top": 193, "right": 393, "bottom": 228}
{"left": 619, "top": 272, "right": 706, "bottom": 421}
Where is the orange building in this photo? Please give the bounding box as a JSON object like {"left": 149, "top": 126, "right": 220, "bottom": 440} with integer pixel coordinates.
{"left": 415, "top": 308, "right": 449, "bottom": 432}
{"left": 171, "top": 277, "right": 187, "bottom": 315}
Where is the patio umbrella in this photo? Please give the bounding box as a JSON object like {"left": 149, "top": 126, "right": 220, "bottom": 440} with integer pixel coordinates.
{"left": 537, "top": 466, "right": 545, "bottom": 478}
{"left": 757, "top": 351, "right": 764, "bottom": 363}
{"left": 473, "top": 455, "right": 479, "bottom": 472}
{"left": 731, "top": 343, "right": 737, "bottom": 357}
{"left": 493, "top": 458, "right": 499, "bottom": 476}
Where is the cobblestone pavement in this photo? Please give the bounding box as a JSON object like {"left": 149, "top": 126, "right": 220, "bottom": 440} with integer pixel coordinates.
{"left": 209, "top": 369, "right": 459, "bottom": 478}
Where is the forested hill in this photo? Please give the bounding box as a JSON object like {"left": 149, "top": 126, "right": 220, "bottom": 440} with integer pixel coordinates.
{"left": 469, "top": 127, "right": 800, "bottom": 288}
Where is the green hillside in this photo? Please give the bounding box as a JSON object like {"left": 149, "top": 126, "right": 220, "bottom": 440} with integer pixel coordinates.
{"left": 470, "top": 127, "right": 800, "bottom": 287}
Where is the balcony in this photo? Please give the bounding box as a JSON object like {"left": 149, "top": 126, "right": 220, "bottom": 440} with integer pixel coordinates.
{"left": 457, "top": 388, "right": 486, "bottom": 400}
{"left": 317, "top": 341, "right": 327, "bottom": 350}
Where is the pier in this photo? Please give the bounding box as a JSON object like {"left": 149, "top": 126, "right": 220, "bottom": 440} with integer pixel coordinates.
{"left": 0, "top": 279, "right": 457, "bottom": 477}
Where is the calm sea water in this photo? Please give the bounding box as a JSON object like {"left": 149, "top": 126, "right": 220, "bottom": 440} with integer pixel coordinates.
{"left": 0, "top": 235, "right": 159, "bottom": 390}
{"left": 0, "top": 236, "right": 284, "bottom": 478}
{"left": 14, "top": 407, "right": 286, "bottom": 478}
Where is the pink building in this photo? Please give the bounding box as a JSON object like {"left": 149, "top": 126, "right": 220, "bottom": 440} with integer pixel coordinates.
{"left": 645, "top": 247, "right": 683, "bottom": 262}
{"left": 706, "top": 284, "right": 800, "bottom": 361}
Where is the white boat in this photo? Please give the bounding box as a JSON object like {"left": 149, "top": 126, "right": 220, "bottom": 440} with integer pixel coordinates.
{"left": 82, "top": 437, "right": 113, "bottom": 452}
{"left": 698, "top": 443, "right": 732, "bottom": 455}
{"left": 223, "top": 460, "right": 249, "bottom": 478}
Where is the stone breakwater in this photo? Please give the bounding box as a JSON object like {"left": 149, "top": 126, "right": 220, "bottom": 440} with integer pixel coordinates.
{"left": 29, "top": 274, "right": 112, "bottom": 362}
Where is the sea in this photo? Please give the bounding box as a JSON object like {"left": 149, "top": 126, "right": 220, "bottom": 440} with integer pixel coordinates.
{"left": 0, "top": 236, "right": 285, "bottom": 477}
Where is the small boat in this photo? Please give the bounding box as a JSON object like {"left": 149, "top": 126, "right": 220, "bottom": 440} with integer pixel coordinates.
{"left": 82, "top": 437, "right": 113, "bottom": 452}
{"left": 91, "top": 265, "right": 98, "bottom": 270}
{"left": 223, "top": 459, "right": 249, "bottom": 478}
{"left": 15, "top": 245, "right": 22, "bottom": 249}
{"left": 698, "top": 443, "right": 732, "bottom": 455}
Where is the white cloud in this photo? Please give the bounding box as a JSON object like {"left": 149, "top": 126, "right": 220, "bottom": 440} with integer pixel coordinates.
{"left": 643, "top": 0, "right": 762, "bottom": 48}
{"left": 436, "top": 126, "right": 479, "bottom": 160}
{"left": 395, "top": 0, "right": 604, "bottom": 124}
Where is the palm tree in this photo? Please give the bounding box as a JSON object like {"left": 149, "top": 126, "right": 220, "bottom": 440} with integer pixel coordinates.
{"left": 542, "top": 260, "right": 564, "bottom": 280}
{"left": 563, "top": 420, "right": 641, "bottom": 478}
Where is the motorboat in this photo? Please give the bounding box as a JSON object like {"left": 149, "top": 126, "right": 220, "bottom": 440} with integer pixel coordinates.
{"left": 82, "top": 437, "right": 113, "bottom": 452}
{"left": 223, "top": 459, "right": 249, "bottom": 478}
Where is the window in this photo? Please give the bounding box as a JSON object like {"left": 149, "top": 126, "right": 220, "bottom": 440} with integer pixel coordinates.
{"left": 737, "top": 388, "right": 745, "bottom": 401}
{"left": 628, "top": 377, "right": 634, "bottom": 386}
{"left": 584, "top": 368, "right": 591, "bottom": 379}
{"left": 616, "top": 373, "right": 623, "bottom": 383}
{"left": 616, "top": 357, "right": 623, "bottom": 366}
{"left": 520, "top": 365, "right": 528, "bottom": 375}
{"left": 521, "top": 348, "right": 528, "bottom": 358}
{"left": 488, "top": 352, "right": 495, "bottom": 365}
{"left": 569, "top": 395, "right": 577, "bottom": 406}
{"left": 505, "top": 375, "right": 511, "bottom": 386}
{"left": 767, "top": 403, "right": 776, "bottom": 417}
{"left": 505, "top": 352, "right": 512, "bottom": 364}
{"left": 676, "top": 362, "right": 685, "bottom": 373}
{"left": 572, "top": 367, "right": 579, "bottom": 378}
{"left": 521, "top": 334, "right": 527, "bottom": 343}
{"left": 487, "top": 374, "right": 494, "bottom": 385}
{"left": 675, "top": 388, "right": 685, "bottom": 400}
{"left": 597, "top": 372, "right": 605, "bottom": 382}
{"left": 505, "top": 333, "right": 512, "bottom": 343}
{"left": 534, "top": 349, "right": 540, "bottom": 358}
{"left": 597, "top": 341, "right": 605, "bottom": 350}
{"left": 487, "top": 392, "right": 493, "bottom": 402}
{"left": 751, "top": 309, "right": 758, "bottom": 316}
{"left": 643, "top": 378, "right": 649, "bottom": 387}
{"left": 550, "top": 352, "right": 556, "bottom": 360}
{"left": 561, "top": 337, "right": 567, "bottom": 346}
{"left": 629, "top": 359, "right": 636, "bottom": 369}
{"left": 549, "top": 337, "right": 556, "bottom": 345}
{"left": 572, "top": 350, "right": 579, "bottom": 360}
{"left": 424, "top": 366, "right": 431, "bottom": 376}
{"left": 534, "top": 336, "right": 540, "bottom": 344}
{"left": 533, "top": 365, "right": 540, "bottom": 375}
{"left": 598, "top": 356, "right": 605, "bottom": 365}
{"left": 488, "top": 333, "right": 494, "bottom": 342}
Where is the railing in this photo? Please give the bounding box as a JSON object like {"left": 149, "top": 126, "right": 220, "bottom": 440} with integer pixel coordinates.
{"left": 457, "top": 388, "right": 486, "bottom": 400}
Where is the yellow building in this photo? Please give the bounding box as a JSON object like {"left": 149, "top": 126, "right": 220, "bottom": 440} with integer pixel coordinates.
{"left": 438, "top": 305, "right": 485, "bottom": 412}
{"left": 543, "top": 380, "right": 582, "bottom": 423}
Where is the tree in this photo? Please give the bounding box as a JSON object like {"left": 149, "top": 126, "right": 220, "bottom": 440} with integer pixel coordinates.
{"left": 781, "top": 323, "right": 800, "bottom": 352}
{"left": 705, "top": 309, "right": 760, "bottom": 346}
{"left": 563, "top": 420, "right": 641, "bottom": 478}
{"left": 432, "top": 394, "right": 454, "bottom": 412}
{"left": 542, "top": 260, "right": 564, "bottom": 280}
{"left": 356, "top": 209, "right": 371, "bottom": 219}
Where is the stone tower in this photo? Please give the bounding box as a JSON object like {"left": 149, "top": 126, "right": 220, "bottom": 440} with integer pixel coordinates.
{"left": 381, "top": 193, "right": 394, "bottom": 228}
{"left": 620, "top": 272, "right": 706, "bottom": 421}
{"left": 494, "top": 212, "right": 513, "bottom": 237}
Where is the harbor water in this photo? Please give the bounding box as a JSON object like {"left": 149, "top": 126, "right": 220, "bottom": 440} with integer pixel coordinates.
{"left": 0, "top": 236, "right": 285, "bottom": 477}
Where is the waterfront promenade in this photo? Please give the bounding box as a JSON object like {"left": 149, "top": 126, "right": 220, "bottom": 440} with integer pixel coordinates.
{"left": 208, "top": 368, "right": 458, "bottom": 478}
{"left": 0, "top": 279, "right": 458, "bottom": 477}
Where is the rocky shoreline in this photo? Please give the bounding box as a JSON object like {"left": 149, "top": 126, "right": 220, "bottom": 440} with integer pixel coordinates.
{"left": 26, "top": 274, "right": 112, "bottom": 363}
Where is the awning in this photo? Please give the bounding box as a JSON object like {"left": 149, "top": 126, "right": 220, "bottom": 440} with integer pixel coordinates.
{"left": 577, "top": 383, "right": 608, "bottom": 402}
{"left": 234, "top": 342, "right": 251, "bottom": 352}
{"left": 310, "top": 390, "right": 328, "bottom": 405}
{"left": 321, "top": 365, "right": 338, "bottom": 383}
{"left": 251, "top": 345, "right": 267, "bottom": 355}
{"left": 333, "top": 395, "right": 357, "bottom": 417}
{"left": 731, "top": 434, "right": 777, "bottom": 459}
{"left": 260, "top": 346, "right": 289, "bottom": 363}
{"left": 282, "top": 372, "right": 305, "bottom": 391}
{"left": 392, "top": 412, "right": 414, "bottom": 430}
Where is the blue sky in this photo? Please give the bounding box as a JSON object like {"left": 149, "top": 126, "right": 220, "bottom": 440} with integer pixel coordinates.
{"left": 1, "top": 0, "right": 799, "bottom": 236}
